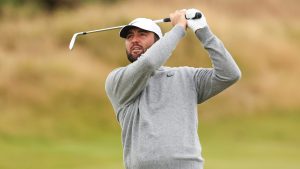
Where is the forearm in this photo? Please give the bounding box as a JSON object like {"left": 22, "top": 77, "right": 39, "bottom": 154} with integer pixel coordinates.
{"left": 193, "top": 27, "right": 241, "bottom": 103}
{"left": 196, "top": 27, "right": 241, "bottom": 82}
{"left": 139, "top": 25, "right": 186, "bottom": 70}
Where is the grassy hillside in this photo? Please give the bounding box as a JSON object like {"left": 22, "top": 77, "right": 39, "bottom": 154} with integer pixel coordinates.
{"left": 0, "top": 0, "right": 299, "bottom": 168}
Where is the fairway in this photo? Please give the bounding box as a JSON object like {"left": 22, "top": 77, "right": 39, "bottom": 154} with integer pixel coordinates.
{"left": 0, "top": 111, "right": 299, "bottom": 169}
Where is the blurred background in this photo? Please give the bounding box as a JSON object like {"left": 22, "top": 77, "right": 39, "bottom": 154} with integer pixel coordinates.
{"left": 0, "top": 0, "right": 299, "bottom": 169}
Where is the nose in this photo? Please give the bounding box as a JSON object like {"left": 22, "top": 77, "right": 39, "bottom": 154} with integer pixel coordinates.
{"left": 130, "top": 34, "right": 140, "bottom": 43}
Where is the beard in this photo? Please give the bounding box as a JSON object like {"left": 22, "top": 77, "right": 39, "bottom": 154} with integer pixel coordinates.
{"left": 126, "top": 50, "right": 137, "bottom": 63}
{"left": 126, "top": 49, "right": 145, "bottom": 63}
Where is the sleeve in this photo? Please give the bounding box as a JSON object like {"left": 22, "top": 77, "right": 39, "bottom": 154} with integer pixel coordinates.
{"left": 105, "top": 25, "right": 186, "bottom": 108}
{"left": 194, "top": 27, "right": 242, "bottom": 104}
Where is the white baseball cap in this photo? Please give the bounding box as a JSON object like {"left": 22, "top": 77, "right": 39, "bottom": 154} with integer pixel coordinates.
{"left": 119, "top": 18, "right": 163, "bottom": 39}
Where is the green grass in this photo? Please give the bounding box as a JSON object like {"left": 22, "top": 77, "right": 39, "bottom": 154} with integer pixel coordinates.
{"left": 200, "top": 111, "right": 300, "bottom": 169}
{"left": 0, "top": 133, "right": 123, "bottom": 169}
{"left": 0, "top": 111, "right": 299, "bottom": 169}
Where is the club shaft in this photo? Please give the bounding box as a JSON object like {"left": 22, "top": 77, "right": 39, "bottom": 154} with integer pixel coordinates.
{"left": 80, "top": 18, "right": 169, "bottom": 35}
{"left": 75, "top": 12, "right": 200, "bottom": 36}
{"left": 69, "top": 18, "right": 170, "bottom": 50}
{"left": 80, "top": 25, "right": 125, "bottom": 35}
{"left": 69, "top": 13, "right": 201, "bottom": 50}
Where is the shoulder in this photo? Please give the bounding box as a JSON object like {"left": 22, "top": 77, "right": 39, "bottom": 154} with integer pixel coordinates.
{"left": 108, "top": 67, "right": 125, "bottom": 75}
{"left": 105, "top": 67, "right": 125, "bottom": 89}
{"left": 106, "top": 67, "right": 125, "bottom": 80}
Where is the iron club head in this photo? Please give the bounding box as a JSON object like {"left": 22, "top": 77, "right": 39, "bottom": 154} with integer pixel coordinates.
{"left": 69, "top": 32, "right": 85, "bottom": 50}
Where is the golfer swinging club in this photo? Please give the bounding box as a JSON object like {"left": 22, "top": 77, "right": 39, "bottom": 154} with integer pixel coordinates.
{"left": 105, "top": 9, "right": 241, "bottom": 169}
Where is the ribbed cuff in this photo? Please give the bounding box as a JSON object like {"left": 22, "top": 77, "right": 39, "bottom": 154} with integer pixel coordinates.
{"left": 195, "top": 26, "right": 214, "bottom": 44}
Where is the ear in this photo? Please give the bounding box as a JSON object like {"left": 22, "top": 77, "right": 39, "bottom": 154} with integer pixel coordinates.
{"left": 152, "top": 33, "right": 159, "bottom": 42}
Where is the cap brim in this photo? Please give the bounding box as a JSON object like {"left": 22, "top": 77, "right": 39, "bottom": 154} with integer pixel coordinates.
{"left": 119, "top": 25, "right": 138, "bottom": 38}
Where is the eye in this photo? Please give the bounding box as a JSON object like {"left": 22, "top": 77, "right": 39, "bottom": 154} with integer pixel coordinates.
{"left": 140, "top": 32, "right": 147, "bottom": 37}
{"left": 126, "top": 33, "right": 133, "bottom": 40}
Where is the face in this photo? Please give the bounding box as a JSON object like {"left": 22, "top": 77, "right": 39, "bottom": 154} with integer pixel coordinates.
{"left": 125, "top": 28, "right": 156, "bottom": 62}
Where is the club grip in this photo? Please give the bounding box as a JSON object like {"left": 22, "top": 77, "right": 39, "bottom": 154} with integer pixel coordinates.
{"left": 192, "top": 12, "right": 202, "bottom": 19}
{"left": 162, "top": 12, "right": 202, "bottom": 22}
{"left": 163, "top": 18, "right": 171, "bottom": 22}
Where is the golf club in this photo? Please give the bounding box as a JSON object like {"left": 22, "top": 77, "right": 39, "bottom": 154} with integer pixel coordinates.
{"left": 69, "top": 12, "right": 201, "bottom": 50}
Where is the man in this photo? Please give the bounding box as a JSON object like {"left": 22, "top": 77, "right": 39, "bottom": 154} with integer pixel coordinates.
{"left": 105, "top": 9, "right": 241, "bottom": 169}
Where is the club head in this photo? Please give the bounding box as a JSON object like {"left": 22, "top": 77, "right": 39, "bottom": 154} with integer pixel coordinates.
{"left": 69, "top": 33, "right": 81, "bottom": 50}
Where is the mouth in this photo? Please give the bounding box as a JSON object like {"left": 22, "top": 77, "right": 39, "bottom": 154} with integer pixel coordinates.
{"left": 130, "top": 45, "right": 144, "bottom": 55}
